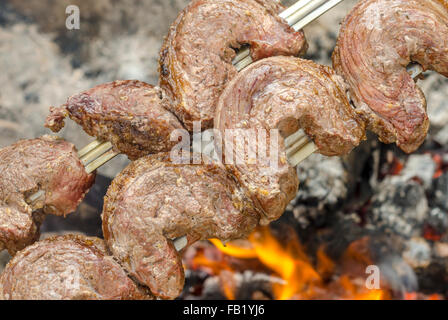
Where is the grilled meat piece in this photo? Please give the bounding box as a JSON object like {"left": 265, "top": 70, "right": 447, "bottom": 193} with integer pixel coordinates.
{"left": 0, "top": 136, "right": 95, "bottom": 255}
{"left": 45, "top": 81, "right": 185, "bottom": 160}
{"left": 102, "top": 153, "right": 259, "bottom": 299}
{"left": 0, "top": 235, "right": 151, "bottom": 300}
{"left": 333, "top": 0, "right": 448, "bottom": 153}
{"left": 215, "top": 56, "right": 366, "bottom": 224}
{"left": 159, "top": 0, "right": 308, "bottom": 131}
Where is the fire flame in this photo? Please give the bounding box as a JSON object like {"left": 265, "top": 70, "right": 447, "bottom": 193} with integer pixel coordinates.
{"left": 190, "top": 227, "right": 444, "bottom": 300}
{"left": 192, "top": 227, "right": 390, "bottom": 300}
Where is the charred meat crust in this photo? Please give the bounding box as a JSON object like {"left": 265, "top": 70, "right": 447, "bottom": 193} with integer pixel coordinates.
{"left": 0, "top": 136, "right": 95, "bottom": 255}
{"left": 159, "top": 0, "right": 308, "bottom": 131}
{"left": 102, "top": 153, "right": 259, "bottom": 299}
{"left": 333, "top": 0, "right": 448, "bottom": 153}
{"left": 215, "top": 56, "right": 366, "bottom": 225}
{"left": 45, "top": 81, "right": 186, "bottom": 160}
{"left": 0, "top": 235, "right": 152, "bottom": 300}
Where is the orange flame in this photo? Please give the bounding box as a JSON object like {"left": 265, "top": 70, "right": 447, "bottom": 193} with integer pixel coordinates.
{"left": 247, "top": 227, "right": 321, "bottom": 300}
{"left": 195, "top": 227, "right": 393, "bottom": 300}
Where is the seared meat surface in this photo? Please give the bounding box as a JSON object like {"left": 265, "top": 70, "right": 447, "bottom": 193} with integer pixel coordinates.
{"left": 333, "top": 0, "right": 448, "bottom": 153}
{"left": 102, "top": 153, "right": 259, "bottom": 299}
{"left": 0, "top": 235, "right": 150, "bottom": 300}
{"left": 215, "top": 56, "right": 366, "bottom": 225}
{"left": 159, "top": 0, "right": 308, "bottom": 131}
{"left": 0, "top": 136, "right": 95, "bottom": 255}
{"left": 45, "top": 81, "right": 185, "bottom": 160}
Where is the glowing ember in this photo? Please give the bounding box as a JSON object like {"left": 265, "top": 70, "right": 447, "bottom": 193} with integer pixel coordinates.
{"left": 191, "top": 227, "right": 393, "bottom": 300}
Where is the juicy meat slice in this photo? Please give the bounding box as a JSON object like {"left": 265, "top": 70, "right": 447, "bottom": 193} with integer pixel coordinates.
{"left": 0, "top": 235, "right": 151, "bottom": 300}
{"left": 102, "top": 153, "right": 259, "bottom": 299}
{"left": 45, "top": 81, "right": 186, "bottom": 160}
{"left": 215, "top": 56, "right": 366, "bottom": 224}
{"left": 0, "top": 136, "right": 95, "bottom": 255}
{"left": 159, "top": 0, "right": 308, "bottom": 131}
{"left": 333, "top": 0, "right": 448, "bottom": 153}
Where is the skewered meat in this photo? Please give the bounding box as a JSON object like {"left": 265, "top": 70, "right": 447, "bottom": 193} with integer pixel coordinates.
{"left": 102, "top": 153, "right": 259, "bottom": 299}
{"left": 159, "top": 0, "right": 308, "bottom": 131}
{"left": 215, "top": 56, "right": 366, "bottom": 224}
{"left": 0, "top": 235, "right": 151, "bottom": 300}
{"left": 333, "top": 0, "right": 448, "bottom": 153}
{"left": 45, "top": 81, "right": 185, "bottom": 160}
{"left": 0, "top": 136, "right": 95, "bottom": 255}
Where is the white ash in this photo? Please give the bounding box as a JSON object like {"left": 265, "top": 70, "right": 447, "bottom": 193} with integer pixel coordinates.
{"left": 368, "top": 177, "right": 429, "bottom": 238}
{"left": 0, "top": 24, "right": 91, "bottom": 146}
{"left": 402, "top": 238, "right": 432, "bottom": 269}
{"left": 85, "top": 34, "right": 162, "bottom": 83}
{"left": 423, "top": 73, "right": 448, "bottom": 131}
{"left": 431, "top": 172, "right": 448, "bottom": 212}
{"left": 433, "top": 125, "right": 448, "bottom": 146}
{"left": 301, "top": 0, "right": 358, "bottom": 66}
{"left": 192, "top": 271, "right": 278, "bottom": 300}
{"left": 378, "top": 255, "right": 419, "bottom": 295}
{"left": 400, "top": 154, "right": 436, "bottom": 190}
{"left": 426, "top": 207, "right": 448, "bottom": 235}
{"left": 291, "top": 153, "right": 348, "bottom": 226}
{"left": 0, "top": 23, "right": 130, "bottom": 177}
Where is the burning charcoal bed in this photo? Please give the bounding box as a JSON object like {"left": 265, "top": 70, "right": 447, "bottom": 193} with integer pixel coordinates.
{"left": 1, "top": 0, "right": 448, "bottom": 302}
{"left": 179, "top": 137, "right": 448, "bottom": 300}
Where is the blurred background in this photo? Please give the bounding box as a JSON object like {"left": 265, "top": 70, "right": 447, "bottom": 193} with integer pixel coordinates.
{"left": 1, "top": 0, "right": 448, "bottom": 299}
{"left": 0, "top": 0, "right": 367, "bottom": 180}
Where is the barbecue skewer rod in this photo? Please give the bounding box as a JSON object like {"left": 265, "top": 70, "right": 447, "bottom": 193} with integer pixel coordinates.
{"left": 30, "top": 1, "right": 425, "bottom": 251}
{"left": 284, "top": 63, "right": 424, "bottom": 167}
{"left": 27, "top": 140, "right": 113, "bottom": 207}
{"left": 33, "top": 0, "right": 425, "bottom": 198}
{"left": 233, "top": 0, "right": 344, "bottom": 71}
{"left": 31, "top": 0, "right": 425, "bottom": 200}
{"left": 60, "top": 0, "right": 349, "bottom": 179}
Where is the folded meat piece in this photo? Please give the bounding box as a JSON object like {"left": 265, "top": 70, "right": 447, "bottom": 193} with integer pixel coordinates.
{"left": 45, "top": 81, "right": 185, "bottom": 160}
{"left": 159, "top": 0, "right": 308, "bottom": 131}
{"left": 333, "top": 0, "right": 448, "bottom": 153}
{"left": 215, "top": 56, "right": 366, "bottom": 225}
{"left": 0, "top": 235, "right": 151, "bottom": 300}
{"left": 102, "top": 153, "right": 259, "bottom": 299}
{"left": 0, "top": 136, "right": 95, "bottom": 255}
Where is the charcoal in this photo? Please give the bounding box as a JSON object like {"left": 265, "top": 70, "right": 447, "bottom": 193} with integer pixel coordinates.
{"left": 312, "top": 213, "right": 367, "bottom": 260}
{"left": 426, "top": 207, "right": 448, "bottom": 235}
{"left": 402, "top": 238, "right": 432, "bottom": 269}
{"left": 197, "top": 277, "right": 227, "bottom": 300}
{"left": 2, "top": 0, "right": 447, "bottom": 300}
{"left": 415, "top": 261, "right": 448, "bottom": 296}
{"left": 424, "top": 73, "right": 448, "bottom": 131}
{"left": 232, "top": 272, "right": 277, "bottom": 300}
{"left": 296, "top": 154, "right": 348, "bottom": 205}
{"left": 292, "top": 154, "right": 349, "bottom": 227}
{"left": 431, "top": 172, "right": 448, "bottom": 211}
{"left": 378, "top": 255, "right": 419, "bottom": 295}
{"left": 368, "top": 177, "right": 429, "bottom": 238}
{"left": 180, "top": 269, "right": 211, "bottom": 300}
{"left": 400, "top": 154, "right": 436, "bottom": 190}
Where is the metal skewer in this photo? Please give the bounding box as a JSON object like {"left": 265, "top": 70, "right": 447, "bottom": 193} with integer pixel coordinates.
{"left": 55, "top": 0, "right": 348, "bottom": 180}
{"left": 233, "top": 0, "right": 344, "bottom": 71}
{"left": 32, "top": 0, "right": 425, "bottom": 251}
{"left": 284, "top": 63, "right": 424, "bottom": 167}
{"left": 27, "top": 140, "right": 114, "bottom": 207}
{"left": 32, "top": 0, "right": 425, "bottom": 199}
